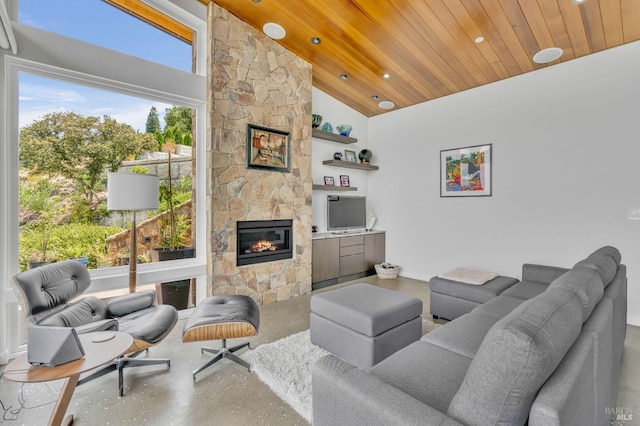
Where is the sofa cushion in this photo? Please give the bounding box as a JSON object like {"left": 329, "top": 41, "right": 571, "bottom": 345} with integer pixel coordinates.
{"left": 371, "top": 341, "right": 471, "bottom": 414}
{"left": 548, "top": 267, "right": 604, "bottom": 321}
{"left": 521, "top": 263, "right": 569, "bottom": 285}
{"left": 572, "top": 246, "right": 621, "bottom": 286}
{"left": 470, "top": 295, "right": 525, "bottom": 320}
{"left": 429, "top": 275, "right": 518, "bottom": 304}
{"left": 421, "top": 312, "right": 498, "bottom": 358}
{"left": 501, "top": 280, "right": 549, "bottom": 300}
{"left": 447, "top": 287, "right": 584, "bottom": 426}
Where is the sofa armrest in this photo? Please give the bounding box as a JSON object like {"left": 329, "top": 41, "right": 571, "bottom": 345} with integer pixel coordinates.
{"left": 313, "top": 354, "right": 463, "bottom": 426}
{"left": 106, "top": 290, "right": 156, "bottom": 317}
{"left": 522, "top": 264, "right": 569, "bottom": 285}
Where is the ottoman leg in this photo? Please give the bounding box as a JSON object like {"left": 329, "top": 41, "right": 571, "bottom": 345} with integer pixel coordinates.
{"left": 192, "top": 353, "right": 223, "bottom": 381}
{"left": 192, "top": 339, "right": 252, "bottom": 381}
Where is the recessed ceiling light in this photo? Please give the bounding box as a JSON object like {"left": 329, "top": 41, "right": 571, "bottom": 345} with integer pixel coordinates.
{"left": 311, "top": 37, "right": 322, "bottom": 45}
{"left": 533, "top": 47, "right": 563, "bottom": 64}
{"left": 252, "top": 0, "right": 261, "bottom": 2}
{"left": 475, "top": 36, "right": 484, "bottom": 43}
{"left": 572, "top": 0, "right": 586, "bottom": 4}
{"left": 371, "top": 95, "right": 379, "bottom": 101}
{"left": 339, "top": 74, "right": 348, "bottom": 80}
{"left": 378, "top": 101, "right": 395, "bottom": 110}
{"left": 263, "top": 23, "right": 286, "bottom": 40}
{"left": 382, "top": 73, "right": 391, "bottom": 79}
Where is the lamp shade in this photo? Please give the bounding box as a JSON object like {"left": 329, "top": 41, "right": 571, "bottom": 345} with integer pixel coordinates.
{"left": 107, "top": 173, "right": 159, "bottom": 211}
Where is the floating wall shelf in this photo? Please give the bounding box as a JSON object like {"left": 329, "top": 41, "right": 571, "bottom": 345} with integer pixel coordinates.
{"left": 312, "top": 184, "right": 358, "bottom": 191}
{"left": 322, "top": 160, "right": 379, "bottom": 171}
{"left": 312, "top": 129, "right": 358, "bottom": 144}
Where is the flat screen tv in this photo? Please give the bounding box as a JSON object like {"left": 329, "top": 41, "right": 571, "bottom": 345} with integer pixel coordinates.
{"left": 327, "top": 195, "right": 366, "bottom": 231}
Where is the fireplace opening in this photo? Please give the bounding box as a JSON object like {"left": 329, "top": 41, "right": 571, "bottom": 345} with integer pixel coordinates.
{"left": 237, "top": 220, "right": 293, "bottom": 266}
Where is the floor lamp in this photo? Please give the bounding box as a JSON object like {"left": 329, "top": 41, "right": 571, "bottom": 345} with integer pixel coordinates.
{"left": 107, "top": 173, "right": 159, "bottom": 293}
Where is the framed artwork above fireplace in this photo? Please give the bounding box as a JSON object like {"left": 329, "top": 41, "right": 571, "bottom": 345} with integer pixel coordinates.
{"left": 246, "top": 124, "right": 291, "bottom": 173}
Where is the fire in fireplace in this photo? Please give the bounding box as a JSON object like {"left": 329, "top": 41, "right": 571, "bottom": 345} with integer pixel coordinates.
{"left": 237, "top": 220, "right": 293, "bottom": 266}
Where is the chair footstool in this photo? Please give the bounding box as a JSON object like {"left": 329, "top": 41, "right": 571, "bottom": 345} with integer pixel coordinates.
{"left": 182, "top": 295, "right": 260, "bottom": 381}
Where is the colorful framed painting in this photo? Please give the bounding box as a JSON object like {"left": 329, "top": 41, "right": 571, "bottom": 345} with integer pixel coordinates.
{"left": 440, "top": 144, "right": 492, "bottom": 197}
{"left": 246, "top": 124, "right": 290, "bottom": 173}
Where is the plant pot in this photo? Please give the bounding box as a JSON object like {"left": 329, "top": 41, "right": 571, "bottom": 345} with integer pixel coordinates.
{"left": 68, "top": 257, "right": 89, "bottom": 267}
{"left": 151, "top": 247, "right": 195, "bottom": 262}
{"left": 151, "top": 247, "right": 195, "bottom": 310}
{"left": 27, "top": 260, "right": 57, "bottom": 270}
{"left": 157, "top": 280, "right": 190, "bottom": 310}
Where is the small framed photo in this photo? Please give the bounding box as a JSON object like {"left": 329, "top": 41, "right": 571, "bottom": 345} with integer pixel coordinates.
{"left": 340, "top": 175, "right": 350, "bottom": 187}
{"left": 324, "top": 176, "right": 335, "bottom": 186}
{"left": 344, "top": 149, "right": 357, "bottom": 163}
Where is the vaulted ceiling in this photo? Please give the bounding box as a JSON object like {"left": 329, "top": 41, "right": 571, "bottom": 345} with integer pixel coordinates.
{"left": 195, "top": 0, "right": 639, "bottom": 117}
{"left": 115, "top": 0, "right": 638, "bottom": 117}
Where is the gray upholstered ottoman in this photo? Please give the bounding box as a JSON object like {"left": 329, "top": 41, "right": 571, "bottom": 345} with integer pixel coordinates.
{"left": 429, "top": 274, "right": 518, "bottom": 321}
{"left": 310, "top": 283, "right": 422, "bottom": 370}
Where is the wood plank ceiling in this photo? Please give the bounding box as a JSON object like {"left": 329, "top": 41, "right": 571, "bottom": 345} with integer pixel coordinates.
{"left": 195, "top": 0, "right": 640, "bottom": 117}
{"left": 113, "top": 0, "right": 640, "bottom": 116}
{"left": 104, "top": 0, "right": 194, "bottom": 43}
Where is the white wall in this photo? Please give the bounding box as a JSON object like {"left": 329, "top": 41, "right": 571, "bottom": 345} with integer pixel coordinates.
{"left": 311, "top": 88, "right": 370, "bottom": 231}
{"left": 368, "top": 41, "right": 640, "bottom": 326}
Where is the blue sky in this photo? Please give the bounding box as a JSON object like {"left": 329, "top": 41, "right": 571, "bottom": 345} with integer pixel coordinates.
{"left": 18, "top": 0, "right": 193, "bottom": 131}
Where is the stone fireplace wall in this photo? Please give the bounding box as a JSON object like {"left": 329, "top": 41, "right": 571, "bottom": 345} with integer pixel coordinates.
{"left": 206, "top": 4, "right": 313, "bottom": 304}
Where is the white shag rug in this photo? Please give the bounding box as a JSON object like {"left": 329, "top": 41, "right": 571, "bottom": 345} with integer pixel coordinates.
{"left": 242, "top": 330, "right": 327, "bottom": 423}
{"left": 241, "top": 319, "right": 441, "bottom": 423}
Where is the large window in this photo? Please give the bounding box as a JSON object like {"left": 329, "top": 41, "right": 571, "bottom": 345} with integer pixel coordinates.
{"left": 18, "top": 0, "right": 193, "bottom": 72}
{"left": 2, "top": 0, "right": 207, "bottom": 358}
{"left": 18, "top": 73, "right": 195, "bottom": 272}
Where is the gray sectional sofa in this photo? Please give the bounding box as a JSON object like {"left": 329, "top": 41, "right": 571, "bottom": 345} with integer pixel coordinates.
{"left": 313, "top": 246, "right": 627, "bottom": 425}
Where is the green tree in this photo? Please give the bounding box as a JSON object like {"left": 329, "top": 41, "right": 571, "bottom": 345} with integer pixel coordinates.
{"left": 19, "top": 178, "right": 63, "bottom": 262}
{"left": 145, "top": 106, "right": 161, "bottom": 134}
{"left": 20, "top": 112, "right": 157, "bottom": 221}
{"left": 154, "top": 126, "right": 192, "bottom": 149}
{"left": 164, "top": 106, "right": 192, "bottom": 133}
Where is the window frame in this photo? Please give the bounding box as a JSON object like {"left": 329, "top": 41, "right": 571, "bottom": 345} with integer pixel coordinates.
{"left": 0, "top": 0, "right": 208, "bottom": 361}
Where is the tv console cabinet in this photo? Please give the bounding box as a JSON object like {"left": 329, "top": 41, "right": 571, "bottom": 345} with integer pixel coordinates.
{"left": 312, "top": 230, "right": 385, "bottom": 290}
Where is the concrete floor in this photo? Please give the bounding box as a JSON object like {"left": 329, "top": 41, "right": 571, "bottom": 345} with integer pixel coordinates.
{"left": 1, "top": 275, "right": 638, "bottom": 425}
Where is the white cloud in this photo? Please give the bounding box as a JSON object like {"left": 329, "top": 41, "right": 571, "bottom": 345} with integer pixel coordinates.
{"left": 20, "top": 83, "right": 85, "bottom": 104}
{"left": 19, "top": 77, "right": 174, "bottom": 131}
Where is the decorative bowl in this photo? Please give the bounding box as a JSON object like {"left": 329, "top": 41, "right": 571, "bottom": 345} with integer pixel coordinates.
{"left": 336, "top": 125, "right": 352, "bottom": 137}
{"left": 358, "top": 149, "right": 372, "bottom": 163}
{"left": 322, "top": 122, "right": 333, "bottom": 133}
{"left": 312, "top": 114, "right": 322, "bottom": 128}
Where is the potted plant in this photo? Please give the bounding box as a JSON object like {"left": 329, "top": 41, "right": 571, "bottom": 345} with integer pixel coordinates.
{"left": 151, "top": 143, "right": 194, "bottom": 309}
{"left": 20, "top": 179, "right": 62, "bottom": 269}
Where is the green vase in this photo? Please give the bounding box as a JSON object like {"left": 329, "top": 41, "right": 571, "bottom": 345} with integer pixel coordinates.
{"left": 312, "top": 114, "right": 322, "bottom": 128}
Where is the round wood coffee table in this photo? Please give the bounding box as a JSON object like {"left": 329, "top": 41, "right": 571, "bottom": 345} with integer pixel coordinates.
{"left": 4, "top": 331, "right": 133, "bottom": 426}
